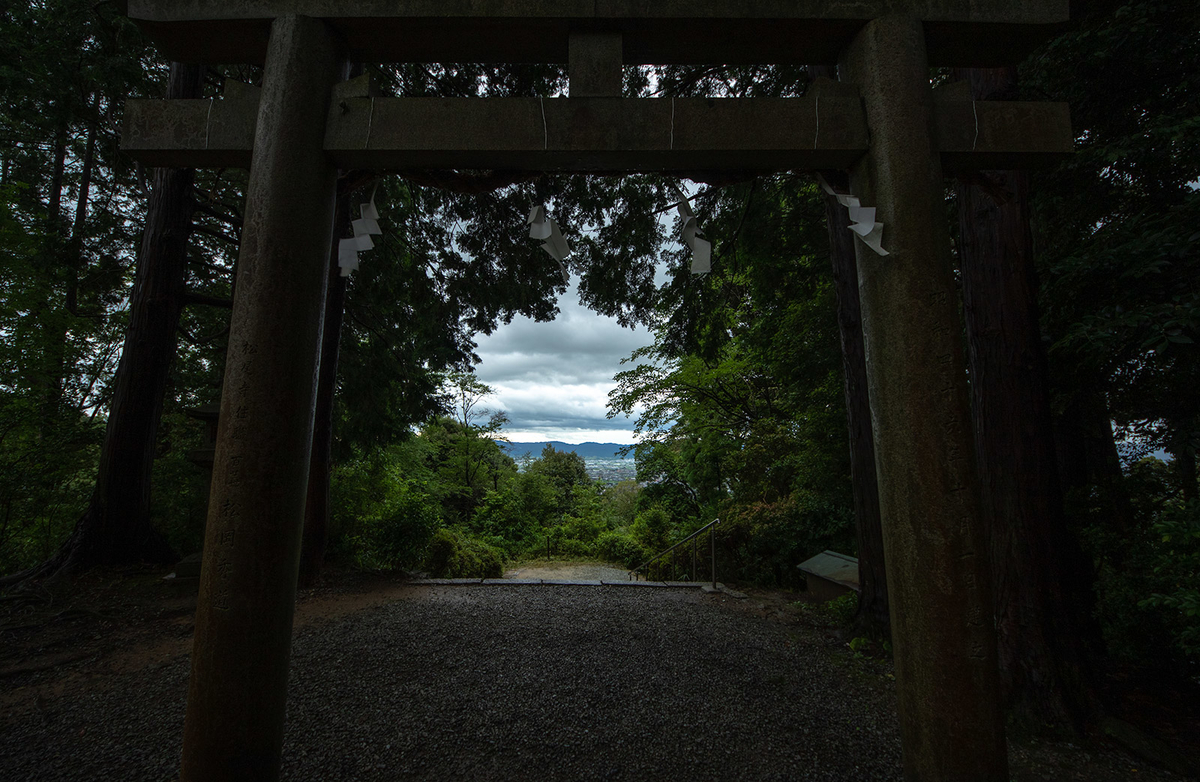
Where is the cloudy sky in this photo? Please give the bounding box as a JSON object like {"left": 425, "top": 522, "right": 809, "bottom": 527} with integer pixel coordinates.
{"left": 472, "top": 280, "right": 653, "bottom": 445}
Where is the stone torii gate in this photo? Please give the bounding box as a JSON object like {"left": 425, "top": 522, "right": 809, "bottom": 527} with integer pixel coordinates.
{"left": 119, "top": 2, "right": 1071, "bottom": 779}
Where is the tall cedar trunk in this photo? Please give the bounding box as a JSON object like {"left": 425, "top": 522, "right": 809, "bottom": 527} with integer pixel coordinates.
{"left": 30, "top": 126, "right": 70, "bottom": 434}
{"left": 953, "top": 66, "right": 1100, "bottom": 730}
{"left": 1057, "top": 391, "right": 1137, "bottom": 537}
{"left": 808, "top": 65, "right": 889, "bottom": 638}
{"left": 47, "top": 125, "right": 67, "bottom": 230}
{"left": 41, "top": 110, "right": 101, "bottom": 424}
{"left": 65, "top": 108, "right": 98, "bottom": 317}
{"left": 297, "top": 187, "right": 352, "bottom": 587}
{"left": 18, "top": 64, "right": 205, "bottom": 580}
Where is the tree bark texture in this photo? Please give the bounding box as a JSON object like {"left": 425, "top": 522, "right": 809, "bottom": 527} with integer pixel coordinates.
{"left": 821, "top": 180, "right": 891, "bottom": 639}
{"left": 297, "top": 185, "right": 352, "bottom": 588}
{"left": 808, "top": 65, "right": 889, "bottom": 639}
{"left": 953, "top": 66, "right": 1100, "bottom": 730}
{"left": 36, "top": 63, "right": 204, "bottom": 577}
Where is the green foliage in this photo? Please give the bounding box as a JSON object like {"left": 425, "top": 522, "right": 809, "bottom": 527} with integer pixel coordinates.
{"left": 602, "top": 480, "right": 641, "bottom": 528}
{"left": 527, "top": 444, "right": 592, "bottom": 514}
{"left": 424, "top": 528, "right": 504, "bottom": 579}
{"left": 147, "top": 411, "right": 212, "bottom": 557}
{"left": 1138, "top": 501, "right": 1200, "bottom": 660}
{"left": 422, "top": 414, "right": 518, "bottom": 525}
{"left": 1021, "top": 0, "right": 1200, "bottom": 675}
{"left": 1079, "top": 459, "right": 1200, "bottom": 671}
{"left": 596, "top": 529, "right": 646, "bottom": 569}
{"left": 0, "top": 397, "right": 102, "bottom": 572}
{"left": 720, "top": 494, "right": 853, "bottom": 589}
{"left": 631, "top": 506, "right": 671, "bottom": 553}
{"left": 607, "top": 174, "right": 856, "bottom": 587}
{"left": 824, "top": 592, "right": 859, "bottom": 625}
{"left": 470, "top": 471, "right": 557, "bottom": 555}
{"left": 348, "top": 479, "right": 441, "bottom": 572}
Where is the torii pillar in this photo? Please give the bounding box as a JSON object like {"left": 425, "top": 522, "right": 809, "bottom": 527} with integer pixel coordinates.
{"left": 180, "top": 15, "right": 344, "bottom": 780}
{"left": 842, "top": 16, "right": 1006, "bottom": 780}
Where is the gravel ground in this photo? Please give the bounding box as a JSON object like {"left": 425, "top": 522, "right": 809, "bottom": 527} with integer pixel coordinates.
{"left": 0, "top": 585, "right": 903, "bottom": 781}
{"left": 2, "top": 584, "right": 1189, "bottom": 781}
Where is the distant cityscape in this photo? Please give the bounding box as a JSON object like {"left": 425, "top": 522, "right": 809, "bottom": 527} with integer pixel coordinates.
{"left": 501, "top": 441, "right": 638, "bottom": 483}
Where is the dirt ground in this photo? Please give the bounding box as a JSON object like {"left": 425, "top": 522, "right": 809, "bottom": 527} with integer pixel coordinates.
{"left": 2, "top": 564, "right": 1198, "bottom": 780}
{"left": 504, "top": 559, "right": 630, "bottom": 581}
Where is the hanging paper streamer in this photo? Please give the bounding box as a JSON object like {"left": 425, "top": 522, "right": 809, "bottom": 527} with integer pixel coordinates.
{"left": 527, "top": 205, "right": 571, "bottom": 283}
{"left": 340, "top": 185, "right": 385, "bottom": 277}
{"left": 337, "top": 238, "right": 360, "bottom": 276}
{"left": 675, "top": 187, "right": 711, "bottom": 274}
{"left": 816, "top": 174, "right": 889, "bottom": 257}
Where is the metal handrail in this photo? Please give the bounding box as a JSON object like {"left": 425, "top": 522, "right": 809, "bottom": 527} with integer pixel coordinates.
{"left": 629, "top": 518, "right": 720, "bottom": 589}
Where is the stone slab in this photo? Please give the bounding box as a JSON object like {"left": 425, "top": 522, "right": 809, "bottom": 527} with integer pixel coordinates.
{"left": 124, "top": 1, "right": 1068, "bottom": 67}
{"left": 602, "top": 580, "right": 666, "bottom": 587}
{"left": 538, "top": 579, "right": 604, "bottom": 586}
{"left": 481, "top": 578, "right": 542, "bottom": 585}
{"left": 411, "top": 578, "right": 483, "bottom": 585}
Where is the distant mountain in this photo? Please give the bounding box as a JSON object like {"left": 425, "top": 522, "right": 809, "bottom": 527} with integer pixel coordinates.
{"left": 501, "top": 441, "right": 632, "bottom": 461}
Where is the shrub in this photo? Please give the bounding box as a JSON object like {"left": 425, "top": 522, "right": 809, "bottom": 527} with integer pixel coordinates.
{"left": 425, "top": 528, "right": 504, "bottom": 578}
{"left": 721, "top": 494, "right": 854, "bottom": 588}
{"left": 824, "top": 591, "right": 859, "bottom": 625}
{"left": 562, "top": 513, "right": 605, "bottom": 545}
{"left": 348, "top": 479, "right": 440, "bottom": 571}
{"left": 1138, "top": 500, "right": 1200, "bottom": 662}
{"left": 596, "top": 529, "right": 646, "bottom": 570}
{"left": 471, "top": 472, "right": 557, "bottom": 551}
{"left": 632, "top": 506, "right": 671, "bottom": 552}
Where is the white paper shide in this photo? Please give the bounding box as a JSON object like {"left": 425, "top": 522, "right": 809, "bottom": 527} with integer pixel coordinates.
{"left": 675, "top": 188, "right": 711, "bottom": 274}
{"left": 527, "top": 205, "right": 571, "bottom": 283}
{"left": 339, "top": 186, "right": 384, "bottom": 277}
{"left": 817, "top": 174, "right": 889, "bottom": 257}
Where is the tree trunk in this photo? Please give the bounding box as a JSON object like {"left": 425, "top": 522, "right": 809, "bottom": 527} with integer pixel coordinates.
{"left": 47, "top": 125, "right": 66, "bottom": 231}
{"left": 28, "top": 125, "right": 70, "bottom": 435}
{"left": 14, "top": 64, "right": 205, "bottom": 581}
{"left": 297, "top": 185, "right": 353, "bottom": 587}
{"left": 808, "top": 64, "right": 889, "bottom": 639}
{"left": 954, "top": 66, "right": 1100, "bottom": 731}
{"left": 65, "top": 106, "right": 98, "bottom": 317}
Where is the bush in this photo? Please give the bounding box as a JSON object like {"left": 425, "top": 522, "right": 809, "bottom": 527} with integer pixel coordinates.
{"left": 425, "top": 528, "right": 504, "bottom": 578}
{"left": 721, "top": 494, "right": 853, "bottom": 588}
{"left": 596, "top": 529, "right": 646, "bottom": 569}
{"left": 562, "top": 513, "right": 606, "bottom": 545}
{"left": 1138, "top": 500, "right": 1200, "bottom": 662}
{"left": 348, "top": 479, "right": 441, "bottom": 571}
{"left": 1080, "top": 468, "right": 1200, "bottom": 673}
{"left": 632, "top": 506, "right": 671, "bottom": 552}
{"left": 824, "top": 591, "right": 859, "bottom": 625}
{"left": 471, "top": 472, "right": 557, "bottom": 553}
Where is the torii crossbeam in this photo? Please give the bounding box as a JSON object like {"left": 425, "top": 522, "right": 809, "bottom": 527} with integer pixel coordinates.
{"left": 119, "top": 3, "right": 1072, "bottom": 780}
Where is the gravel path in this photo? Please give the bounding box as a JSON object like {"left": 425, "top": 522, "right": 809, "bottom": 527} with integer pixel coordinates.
{"left": 0, "top": 585, "right": 903, "bottom": 781}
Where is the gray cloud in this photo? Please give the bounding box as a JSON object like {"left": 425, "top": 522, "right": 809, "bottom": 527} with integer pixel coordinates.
{"left": 473, "top": 282, "right": 651, "bottom": 443}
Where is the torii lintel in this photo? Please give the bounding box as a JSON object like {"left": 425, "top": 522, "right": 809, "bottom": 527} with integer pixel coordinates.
{"left": 120, "top": 0, "right": 1068, "bottom": 67}
{"left": 121, "top": 88, "right": 1073, "bottom": 174}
